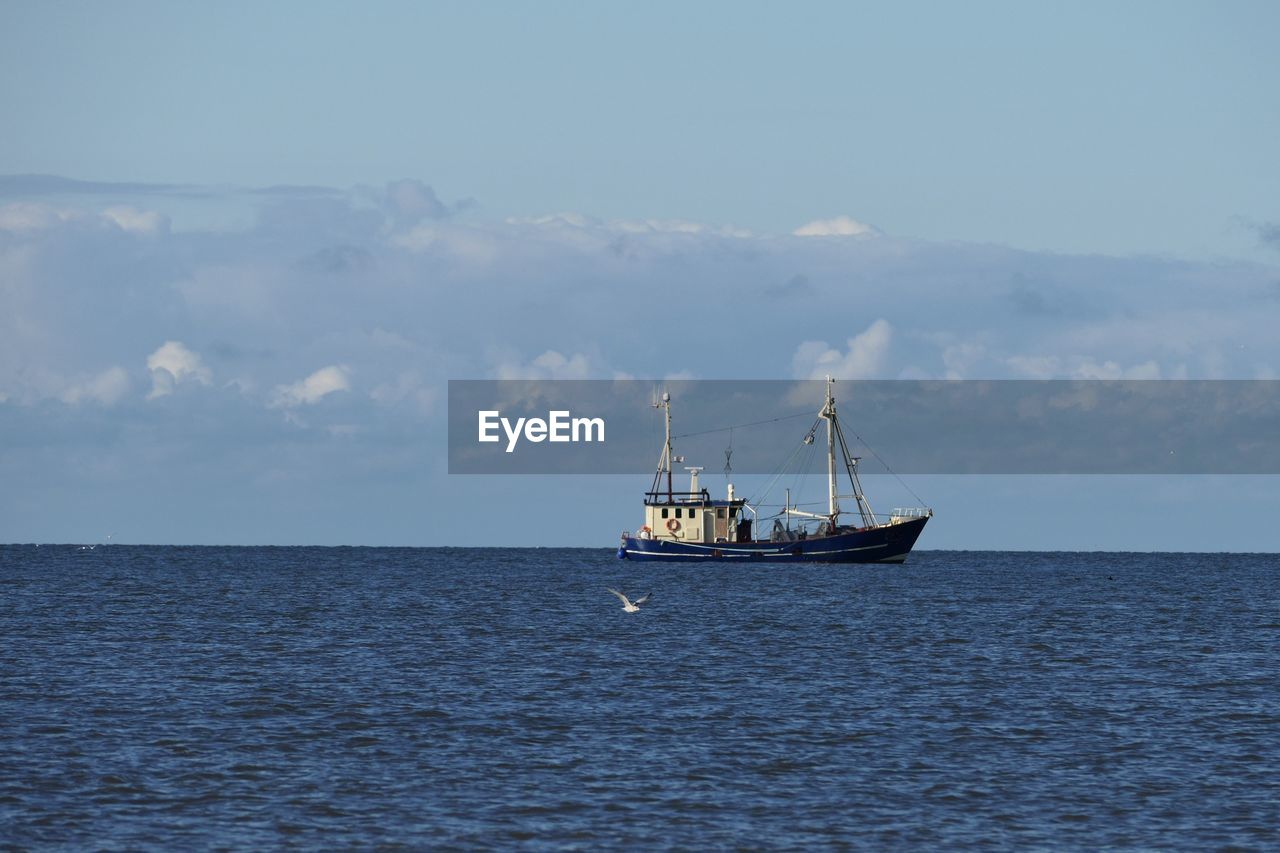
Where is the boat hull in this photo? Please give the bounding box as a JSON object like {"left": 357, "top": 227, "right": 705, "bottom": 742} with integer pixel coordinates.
{"left": 618, "top": 516, "right": 929, "bottom": 563}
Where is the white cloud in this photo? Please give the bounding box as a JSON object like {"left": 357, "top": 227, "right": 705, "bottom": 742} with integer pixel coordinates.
{"left": 1007, "top": 355, "right": 1163, "bottom": 379}
{"left": 390, "top": 223, "right": 500, "bottom": 265}
{"left": 0, "top": 203, "right": 167, "bottom": 234}
{"left": 507, "top": 212, "right": 754, "bottom": 240}
{"left": 102, "top": 206, "right": 168, "bottom": 235}
{"left": 792, "top": 319, "right": 894, "bottom": 379}
{"left": 370, "top": 370, "right": 436, "bottom": 414}
{"left": 1072, "top": 358, "right": 1162, "bottom": 380}
{"left": 794, "top": 216, "right": 877, "bottom": 237}
{"left": 270, "top": 365, "right": 352, "bottom": 408}
{"left": 0, "top": 202, "right": 77, "bottom": 231}
{"left": 612, "top": 218, "right": 706, "bottom": 235}
{"left": 941, "top": 342, "right": 987, "bottom": 379}
{"left": 506, "top": 212, "right": 595, "bottom": 229}
{"left": 176, "top": 264, "right": 276, "bottom": 316}
{"left": 383, "top": 179, "right": 448, "bottom": 223}
{"left": 147, "top": 341, "right": 212, "bottom": 399}
{"left": 496, "top": 350, "right": 591, "bottom": 380}
{"left": 4, "top": 180, "right": 1278, "bottom": 426}
{"left": 1006, "top": 355, "right": 1061, "bottom": 379}
{"left": 60, "top": 366, "right": 130, "bottom": 405}
{"left": 609, "top": 218, "right": 753, "bottom": 238}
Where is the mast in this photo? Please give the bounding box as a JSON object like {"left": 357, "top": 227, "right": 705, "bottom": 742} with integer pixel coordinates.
{"left": 830, "top": 391, "right": 877, "bottom": 528}
{"left": 665, "top": 393, "right": 673, "bottom": 501}
{"left": 652, "top": 391, "right": 674, "bottom": 501}
{"left": 823, "top": 376, "right": 839, "bottom": 522}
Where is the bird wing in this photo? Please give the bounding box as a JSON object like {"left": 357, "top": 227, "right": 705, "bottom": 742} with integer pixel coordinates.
{"left": 633, "top": 592, "right": 653, "bottom": 606}
{"left": 606, "top": 588, "right": 632, "bottom": 606}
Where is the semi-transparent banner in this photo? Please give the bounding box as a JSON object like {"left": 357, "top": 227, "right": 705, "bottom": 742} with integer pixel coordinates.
{"left": 447, "top": 380, "right": 1280, "bottom": 474}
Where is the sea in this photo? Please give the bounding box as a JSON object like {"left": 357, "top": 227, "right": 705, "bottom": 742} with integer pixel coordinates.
{"left": 2, "top": 546, "right": 1277, "bottom": 849}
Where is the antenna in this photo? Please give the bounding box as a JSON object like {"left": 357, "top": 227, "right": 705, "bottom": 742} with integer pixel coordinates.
{"left": 685, "top": 466, "right": 704, "bottom": 497}
{"left": 723, "top": 427, "right": 733, "bottom": 477}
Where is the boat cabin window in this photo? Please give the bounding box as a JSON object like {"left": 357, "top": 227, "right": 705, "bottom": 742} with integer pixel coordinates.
{"left": 717, "top": 508, "right": 725, "bottom": 518}
{"left": 661, "top": 508, "right": 669, "bottom": 519}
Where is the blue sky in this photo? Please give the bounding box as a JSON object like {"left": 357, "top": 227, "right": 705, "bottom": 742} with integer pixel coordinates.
{"left": 5, "top": 1, "right": 1279, "bottom": 257}
{"left": 1, "top": 2, "right": 1278, "bottom": 548}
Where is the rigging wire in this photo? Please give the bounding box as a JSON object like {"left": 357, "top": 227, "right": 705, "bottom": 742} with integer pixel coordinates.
{"left": 746, "top": 417, "right": 823, "bottom": 511}
{"left": 672, "top": 410, "right": 813, "bottom": 439}
{"left": 659, "top": 398, "right": 928, "bottom": 515}
{"left": 785, "top": 434, "right": 817, "bottom": 521}
{"left": 847, "top": 427, "right": 929, "bottom": 508}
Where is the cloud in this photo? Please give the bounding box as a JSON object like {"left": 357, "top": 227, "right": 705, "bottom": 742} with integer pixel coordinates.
{"left": 767, "top": 273, "right": 815, "bottom": 298}
{"left": 383, "top": 179, "right": 449, "bottom": 223}
{"left": 3, "top": 174, "right": 1278, "bottom": 419}
{"left": 1256, "top": 221, "right": 1280, "bottom": 251}
{"left": 5, "top": 174, "right": 1280, "bottom": 546}
{"left": 1005, "top": 355, "right": 1060, "bottom": 379}
{"left": 1007, "top": 281, "right": 1055, "bottom": 316}
{"left": 102, "top": 206, "right": 168, "bottom": 235}
{"left": 1006, "top": 354, "right": 1164, "bottom": 379}
{"left": 497, "top": 350, "right": 591, "bottom": 380}
{"left": 1070, "top": 358, "right": 1162, "bottom": 380}
{"left": 297, "top": 244, "right": 374, "bottom": 274}
{"left": 941, "top": 341, "right": 987, "bottom": 379}
{"left": 0, "top": 202, "right": 79, "bottom": 231}
{"left": 0, "top": 201, "right": 167, "bottom": 234}
{"left": 792, "top": 319, "right": 894, "bottom": 379}
{"left": 147, "top": 341, "right": 212, "bottom": 399}
{"left": 270, "top": 365, "right": 352, "bottom": 408}
{"left": 0, "top": 174, "right": 187, "bottom": 197}
{"left": 250, "top": 184, "right": 347, "bottom": 199}
{"left": 390, "top": 223, "right": 500, "bottom": 265}
{"left": 794, "top": 216, "right": 877, "bottom": 237}
{"left": 507, "top": 212, "right": 577, "bottom": 226}
{"left": 370, "top": 370, "right": 436, "bottom": 414}
{"left": 507, "top": 212, "right": 751, "bottom": 238}
{"left": 59, "top": 366, "right": 130, "bottom": 405}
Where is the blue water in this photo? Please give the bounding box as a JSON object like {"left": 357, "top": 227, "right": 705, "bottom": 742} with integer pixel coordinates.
{"left": 2, "top": 546, "right": 1278, "bottom": 848}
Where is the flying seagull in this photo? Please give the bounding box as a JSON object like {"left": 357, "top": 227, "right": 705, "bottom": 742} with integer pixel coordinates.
{"left": 607, "top": 588, "right": 653, "bottom": 613}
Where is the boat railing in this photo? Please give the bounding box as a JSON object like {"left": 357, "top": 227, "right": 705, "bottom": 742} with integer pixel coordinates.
{"left": 643, "top": 489, "right": 713, "bottom": 505}
{"left": 774, "top": 509, "right": 932, "bottom": 533}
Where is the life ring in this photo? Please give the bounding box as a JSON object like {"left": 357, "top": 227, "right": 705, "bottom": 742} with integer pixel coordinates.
{"left": 666, "top": 518, "right": 681, "bottom": 533}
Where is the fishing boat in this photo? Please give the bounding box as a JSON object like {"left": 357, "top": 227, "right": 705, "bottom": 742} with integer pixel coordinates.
{"left": 617, "top": 378, "right": 931, "bottom": 563}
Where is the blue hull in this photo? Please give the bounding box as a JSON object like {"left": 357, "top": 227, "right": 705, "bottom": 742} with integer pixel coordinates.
{"left": 619, "top": 516, "right": 929, "bottom": 563}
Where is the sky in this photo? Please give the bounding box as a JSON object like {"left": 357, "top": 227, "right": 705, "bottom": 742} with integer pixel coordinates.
{"left": 1, "top": 1, "right": 1278, "bottom": 548}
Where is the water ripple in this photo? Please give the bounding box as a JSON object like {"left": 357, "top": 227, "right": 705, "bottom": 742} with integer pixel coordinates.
{"left": 1, "top": 546, "right": 1278, "bottom": 847}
